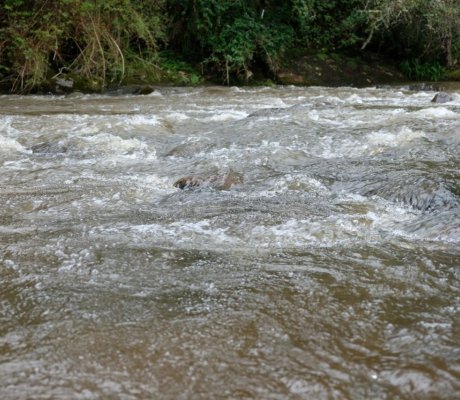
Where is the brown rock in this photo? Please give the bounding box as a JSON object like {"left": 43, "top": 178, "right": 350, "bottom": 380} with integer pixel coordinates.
{"left": 174, "top": 170, "right": 243, "bottom": 190}
{"left": 276, "top": 71, "right": 307, "bottom": 85}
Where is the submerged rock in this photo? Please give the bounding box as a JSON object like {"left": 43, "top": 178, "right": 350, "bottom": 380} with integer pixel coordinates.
{"left": 165, "top": 141, "right": 213, "bottom": 158}
{"left": 174, "top": 170, "right": 243, "bottom": 190}
{"left": 431, "top": 92, "right": 453, "bottom": 104}
{"left": 247, "top": 107, "right": 285, "bottom": 118}
{"left": 30, "top": 141, "right": 68, "bottom": 154}
{"left": 174, "top": 176, "right": 206, "bottom": 189}
{"left": 363, "top": 179, "right": 459, "bottom": 211}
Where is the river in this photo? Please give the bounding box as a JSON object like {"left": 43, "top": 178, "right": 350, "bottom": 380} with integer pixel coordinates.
{"left": 1, "top": 85, "right": 459, "bottom": 399}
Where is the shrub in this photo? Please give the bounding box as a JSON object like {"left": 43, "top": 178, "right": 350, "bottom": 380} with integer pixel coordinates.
{"left": 0, "top": 0, "right": 166, "bottom": 92}
{"left": 167, "top": 0, "right": 295, "bottom": 84}
{"left": 400, "top": 59, "right": 445, "bottom": 81}
{"left": 360, "top": 0, "right": 460, "bottom": 67}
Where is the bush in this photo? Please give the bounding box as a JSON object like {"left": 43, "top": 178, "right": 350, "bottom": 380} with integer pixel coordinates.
{"left": 167, "top": 0, "right": 295, "bottom": 84}
{"left": 360, "top": 0, "right": 460, "bottom": 67}
{"left": 291, "top": 0, "right": 366, "bottom": 49}
{"left": 400, "top": 59, "right": 445, "bottom": 81}
{"left": 1, "top": 0, "right": 459, "bottom": 91}
{"left": 0, "top": 0, "right": 166, "bottom": 92}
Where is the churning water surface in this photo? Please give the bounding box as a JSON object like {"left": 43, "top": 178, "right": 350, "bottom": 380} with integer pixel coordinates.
{"left": 0, "top": 85, "right": 460, "bottom": 399}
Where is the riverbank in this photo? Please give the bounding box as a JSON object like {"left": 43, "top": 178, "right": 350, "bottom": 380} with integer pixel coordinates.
{"left": 1, "top": 50, "right": 459, "bottom": 95}
{"left": 274, "top": 51, "right": 406, "bottom": 87}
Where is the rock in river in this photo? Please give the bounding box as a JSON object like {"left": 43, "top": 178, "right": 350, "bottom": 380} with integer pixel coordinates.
{"left": 174, "top": 170, "right": 243, "bottom": 190}
{"left": 431, "top": 92, "right": 453, "bottom": 104}
{"left": 31, "top": 141, "right": 68, "bottom": 154}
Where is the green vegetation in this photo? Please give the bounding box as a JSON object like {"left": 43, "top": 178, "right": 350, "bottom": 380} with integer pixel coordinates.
{"left": 360, "top": 0, "right": 460, "bottom": 67}
{"left": 1, "top": 0, "right": 459, "bottom": 92}
{"left": 159, "top": 51, "right": 203, "bottom": 85}
{"left": 0, "top": 0, "right": 166, "bottom": 92}
{"left": 400, "top": 59, "right": 445, "bottom": 82}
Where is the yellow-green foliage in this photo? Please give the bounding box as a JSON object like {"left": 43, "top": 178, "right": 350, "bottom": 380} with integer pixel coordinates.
{"left": 0, "top": 0, "right": 166, "bottom": 92}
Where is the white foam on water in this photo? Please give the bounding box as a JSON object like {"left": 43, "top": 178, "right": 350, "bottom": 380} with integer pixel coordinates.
{"left": 126, "top": 219, "right": 238, "bottom": 248}
{"left": 250, "top": 219, "right": 318, "bottom": 246}
{"left": 260, "top": 173, "right": 330, "bottom": 196}
{"left": 245, "top": 217, "right": 369, "bottom": 249}
{"left": 122, "top": 115, "right": 161, "bottom": 126}
{"left": 315, "top": 95, "right": 345, "bottom": 105}
{"left": 450, "top": 92, "right": 460, "bottom": 103}
{"left": 306, "top": 124, "right": 429, "bottom": 159}
{"left": 0, "top": 136, "right": 30, "bottom": 154}
{"left": 78, "top": 132, "right": 150, "bottom": 154}
{"left": 118, "top": 173, "right": 174, "bottom": 193}
{"left": 409, "top": 91, "right": 432, "bottom": 98}
{"left": 230, "top": 86, "right": 252, "bottom": 93}
{"left": 366, "top": 126, "right": 426, "bottom": 153}
{"left": 412, "top": 107, "right": 458, "bottom": 119}
{"left": 302, "top": 109, "right": 353, "bottom": 127}
{"left": 308, "top": 110, "right": 320, "bottom": 121}
{"left": 166, "top": 112, "right": 190, "bottom": 121}
{"left": 267, "top": 98, "right": 289, "bottom": 108}
{"left": 345, "top": 94, "right": 364, "bottom": 104}
{"left": 199, "top": 110, "right": 248, "bottom": 122}
{"left": 147, "top": 90, "right": 163, "bottom": 97}
{"left": 36, "top": 114, "right": 159, "bottom": 138}
{"left": 389, "top": 108, "right": 407, "bottom": 116}
{"left": 324, "top": 192, "right": 428, "bottom": 244}
{"left": 0, "top": 116, "right": 15, "bottom": 132}
{"left": 126, "top": 219, "right": 348, "bottom": 251}
{"left": 266, "top": 115, "right": 291, "bottom": 121}
{"left": 67, "top": 116, "right": 106, "bottom": 135}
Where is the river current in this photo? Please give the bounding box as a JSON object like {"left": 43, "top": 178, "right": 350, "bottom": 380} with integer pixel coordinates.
{"left": 1, "top": 85, "right": 459, "bottom": 399}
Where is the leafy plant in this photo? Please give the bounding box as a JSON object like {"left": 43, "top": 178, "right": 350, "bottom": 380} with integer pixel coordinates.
{"left": 159, "top": 51, "right": 203, "bottom": 85}
{"left": 0, "top": 0, "right": 167, "bottom": 92}
{"left": 167, "top": 0, "right": 295, "bottom": 84}
{"left": 400, "top": 59, "right": 445, "bottom": 81}
{"left": 1, "top": 0, "right": 459, "bottom": 91}
{"left": 360, "top": 0, "right": 460, "bottom": 67}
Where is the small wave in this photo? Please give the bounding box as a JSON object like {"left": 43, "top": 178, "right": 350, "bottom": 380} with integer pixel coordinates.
{"left": 261, "top": 174, "right": 329, "bottom": 196}
{"left": 199, "top": 111, "right": 248, "bottom": 122}
{"left": 308, "top": 110, "right": 320, "bottom": 121}
{"left": 123, "top": 115, "right": 160, "bottom": 126}
{"left": 166, "top": 112, "right": 189, "bottom": 121}
{"left": 0, "top": 136, "right": 30, "bottom": 154}
{"left": 77, "top": 133, "right": 150, "bottom": 155}
{"left": 366, "top": 126, "right": 426, "bottom": 152}
{"left": 120, "top": 220, "right": 236, "bottom": 248}
{"left": 399, "top": 210, "right": 460, "bottom": 243}
{"left": 147, "top": 90, "right": 163, "bottom": 97}
{"left": 412, "top": 107, "right": 458, "bottom": 119}
{"left": 247, "top": 107, "right": 287, "bottom": 118}
{"left": 345, "top": 94, "right": 364, "bottom": 104}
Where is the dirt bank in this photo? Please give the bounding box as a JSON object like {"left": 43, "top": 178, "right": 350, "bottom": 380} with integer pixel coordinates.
{"left": 274, "top": 50, "right": 406, "bottom": 86}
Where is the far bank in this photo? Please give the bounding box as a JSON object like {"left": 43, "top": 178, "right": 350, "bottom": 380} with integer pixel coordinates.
{"left": 2, "top": 50, "right": 460, "bottom": 96}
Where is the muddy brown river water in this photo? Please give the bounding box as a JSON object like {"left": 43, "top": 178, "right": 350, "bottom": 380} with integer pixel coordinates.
{"left": 1, "top": 85, "right": 460, "bottom": 399}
